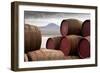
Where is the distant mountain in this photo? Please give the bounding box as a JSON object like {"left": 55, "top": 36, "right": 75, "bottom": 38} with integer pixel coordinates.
{"left": 40, "top": 23, "right": 59, "bottom": 29}
{"left": 39, "top": 23, "right": 60, "bottom": 35}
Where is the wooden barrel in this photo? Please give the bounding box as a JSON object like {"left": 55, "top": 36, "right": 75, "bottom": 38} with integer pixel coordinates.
{"left": 46, "top": 37, "right": 62, "bottom": 50}
{"left": 24, "top": 54, "right": 28, "bottom": 62}
{"left": 27, "top": 49, "right": 65, "bottom": 61}
{"left": 59, "top": 35, "right": 82, "bottom": 56}
{"left": 24, "top": 24, "right": 42, "bottom": 53}
{"left": 78, "top": 36, "right": 90, "bottom": 59}
{"left": 60, "top": 19, "right": 82, "bottom": 36}
{"left": 64, "top": 56, "right": 80, "bottom": 60}
{"left": 59, "top": 37, "right": 71, "bottom": 56}
{"left": 81, "top": 20, "right": 90, "bottom": 37}
{"left": 67, "top": 35, "right": 83, "bottom": 55}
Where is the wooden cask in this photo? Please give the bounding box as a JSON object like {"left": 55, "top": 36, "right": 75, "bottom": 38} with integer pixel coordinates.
{"left": 59, "top": 37, "right": 71, "bottom": 56}
{"left": 59, "top": 35, "right": 82, "bottom": 56}
{"left": 46, "top": 37, "right": 62, "bottom": 50}
{"left": 67, "top": 35, "right": 83, "bottom": 55}
{"left": 78, "top": 36, "right": 90, "bottom": 59}
{"left": 60, "top": 19, "right": 82, "bottom": 36}
{"left": 24, "top": 24, "right": 42, "bottom": 53}
{"left": 81, "top": 20, "right": 90, "bottom": 37}
{"left": 27, "top": 49, "right": 65, "bottom": 61}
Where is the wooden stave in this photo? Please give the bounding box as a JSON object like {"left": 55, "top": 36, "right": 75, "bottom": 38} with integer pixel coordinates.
{"left": 24, "top": 24, "right": 31, "bottom": 53}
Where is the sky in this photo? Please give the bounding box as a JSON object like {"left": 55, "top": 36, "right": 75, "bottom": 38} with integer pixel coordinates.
{"left": 24, "top": 11, "right": 90, "bottom": 27}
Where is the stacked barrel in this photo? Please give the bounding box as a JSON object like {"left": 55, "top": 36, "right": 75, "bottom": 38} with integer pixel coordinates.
{"left": 46, "top": 19, "right": 90, "bottom": 59}
{"left": 79, "top": 20, "right": 90, "bottom": 58}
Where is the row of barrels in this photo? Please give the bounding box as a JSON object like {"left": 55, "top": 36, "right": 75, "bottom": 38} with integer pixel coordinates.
{"left": 60, "top": 19, "right": 90, "bottom": 37}
{"left": 46, "top": 19, "right": 90, "bottom": 59}
{"left": 46, "top": 35, "right": 90, "bottom": 59}
{"left": 24, "top": 19, "right": 90, "bottom": 62}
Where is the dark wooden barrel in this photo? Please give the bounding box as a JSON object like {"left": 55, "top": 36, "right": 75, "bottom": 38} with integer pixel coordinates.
{"left": 64, "top": 56, "right": 80, "bottom": 60}
{"left": 78, "top": 36, "right": 90, "bottom": 59}
{"left": 81, "top": 20, "right": 90, "bottom": 37}
{"left": 67, "top": 35, "right": 83, "bottom": 55}
{"left": 46, "top": 37, "right": 62, "bottom": 50}
{"left": 60, "top": 19, "right": 82, "bottom": 36}
{"left": 24, "top": 54, "right": 28, "bottom": 62}
{"left": 27, "top": 49, "right": 65, "bottom": 61}
{"left": 59, "top": 37, "right": 71, "bottom": 56}
{"left": 59, "top": 35, "right": 82, "bottom": 56}
{"left": 24, "top": 24, "right": 42, "bottom": 53}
